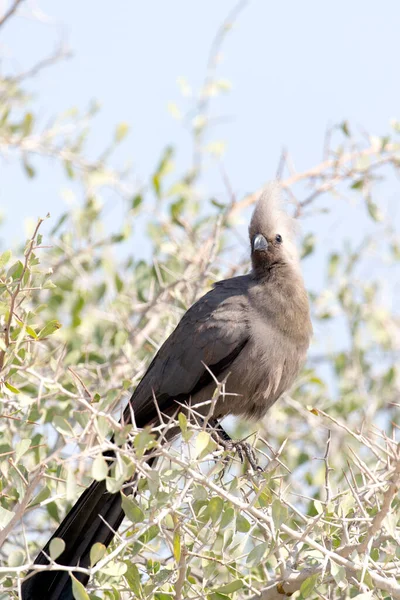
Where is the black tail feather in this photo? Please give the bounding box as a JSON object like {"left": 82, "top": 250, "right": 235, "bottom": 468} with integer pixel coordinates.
{"left": 22, "top": 479, "right": 125, "bottom": 600}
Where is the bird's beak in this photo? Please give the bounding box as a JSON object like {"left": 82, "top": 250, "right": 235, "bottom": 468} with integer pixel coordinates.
{"left": 252, "top": 234, "right": 269, "bottom": 252}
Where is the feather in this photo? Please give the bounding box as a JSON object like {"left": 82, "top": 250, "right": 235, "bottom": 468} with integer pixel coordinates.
{"left": 249, "top": 183, "right": 300, "bottom": 269}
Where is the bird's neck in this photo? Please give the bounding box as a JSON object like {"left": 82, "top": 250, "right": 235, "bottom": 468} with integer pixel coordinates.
{"left": 253, "top": 263, "right": 312, "bottom": 344}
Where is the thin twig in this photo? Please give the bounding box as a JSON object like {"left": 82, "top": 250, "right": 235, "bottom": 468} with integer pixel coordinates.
{"left": 0, "top": 217, "right": 45, "bottom": 371}
{"left": 0, "top": 0, "right": 24, "bottom": 28}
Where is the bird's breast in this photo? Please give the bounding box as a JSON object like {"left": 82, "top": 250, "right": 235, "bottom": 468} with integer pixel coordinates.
{"left": 217, "top": 321, "right": 307, "bottom": 421}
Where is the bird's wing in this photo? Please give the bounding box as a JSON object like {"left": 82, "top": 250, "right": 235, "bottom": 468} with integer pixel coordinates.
{"left": 126, "top": 275, "right": 251, "bottom": 426}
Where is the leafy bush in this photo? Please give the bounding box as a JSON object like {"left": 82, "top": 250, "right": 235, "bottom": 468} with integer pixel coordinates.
{"left": 0, "top": 3, "right": 399, "bottom": 599}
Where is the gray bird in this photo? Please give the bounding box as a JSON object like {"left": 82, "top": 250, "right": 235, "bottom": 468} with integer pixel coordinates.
{"left": 22, "top": 184, "right": 312, "bottom": 600}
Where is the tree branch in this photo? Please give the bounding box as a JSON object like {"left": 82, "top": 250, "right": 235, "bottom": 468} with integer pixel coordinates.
{"left": 0, "top": 0, "right": 24, "bottom": 29}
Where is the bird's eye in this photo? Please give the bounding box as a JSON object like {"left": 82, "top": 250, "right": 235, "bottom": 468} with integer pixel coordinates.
{"left": 275, "top": 234, "right": 283, "bottom": 244}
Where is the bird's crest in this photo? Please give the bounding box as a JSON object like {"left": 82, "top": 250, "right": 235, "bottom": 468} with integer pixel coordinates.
{"left": 249, "top": 183, "right": 300, "bottom": 265}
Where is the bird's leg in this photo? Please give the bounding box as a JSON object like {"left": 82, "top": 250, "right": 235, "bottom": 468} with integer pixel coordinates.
{"left": 207, "top": 418, "right": 262, "bottom": 472}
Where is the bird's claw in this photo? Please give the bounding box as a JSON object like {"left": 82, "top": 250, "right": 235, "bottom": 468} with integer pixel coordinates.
{"left": 222, "top": 439, "right": 262, "bottom": 472}
{"left": 206, "top": 419, "right": 262, "bottom": 472}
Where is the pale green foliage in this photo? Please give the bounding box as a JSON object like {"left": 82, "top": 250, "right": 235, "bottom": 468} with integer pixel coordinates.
{"left": 0, "top": 5, "right": 399, "bottom": 600}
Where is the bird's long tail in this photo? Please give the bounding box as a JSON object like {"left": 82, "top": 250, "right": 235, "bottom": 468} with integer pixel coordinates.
{"left": 21, "top": 477, "right": 125, "bottom": 600}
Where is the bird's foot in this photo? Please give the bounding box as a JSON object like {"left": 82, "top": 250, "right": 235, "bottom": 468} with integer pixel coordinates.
{"left": 206, "top": 418, "right": 262, "bottom": 472}
{"left": 223, "top": 439, "right": 263, "bottom": 472}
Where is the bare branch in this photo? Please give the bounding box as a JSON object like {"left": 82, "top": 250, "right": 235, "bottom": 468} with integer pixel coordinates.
{"left": 0, "top": 0, "right": 24, "bottom": 29}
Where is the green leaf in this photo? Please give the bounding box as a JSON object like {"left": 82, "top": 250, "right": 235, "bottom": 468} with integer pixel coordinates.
{"left": 47, "top": 502, "right": 59, "bottom": 523}
{"left": 246, "top": 541, "right": 268, "bottom": 566}
{"left": 214, "top": 580, "right": 243, "bottom": 594}
{"left": 210, "top": 198, "right": 226, "bottom": 210}
{"left": 153, "top": 570, "right": 170, "bottom": 586}
{"left": 139, "top": 524, "right": 159, "bottom": 544}
{"left": 258, "top": 487, "right": 272, "bottom": 507}
{"left": 194, "top": 431, "right": 211, "bottom": 458}
{"left": 49, "top": 538, "right": 66, "bottom": 560}
{"left": 0, "top": 250, "right": 12, "bottom": 269}
{"left": 366, "top": 196, "right": 383, "bottom": 222}
{"left": 178, "top": 413, "right": 192, "bottom": 442}
{"left": 236, "top": 514, "right": 250, "bottom": 533}
{"left": 106, "top": 475, "right": 126, "bottom": 494}
{"left": 338, "top": 493, "right": 355, "bottom": 517}
{"left": 0, "top": 506, "right": 13, "bottom": 528}
{"left": 300, "top": 573, "right": 319, "bottom": 597}
{"left": 271, "top": 500, "right": 288, "bottom": 529}
{"left": 170, "top": 198, "right": 185, "bottom": 223}
{"left": 328, "top": 253, "right": 340, "bottom": 279}
{"left": 110, "top": 233, "right": 125, "bottom": 244}
{"left": 7, "top": 260, "right": 23, "bottom": 280}
{"left": 43, "top": 279, "right": 57, "bottom": 289}
{"left": 370, "top": 547, "right": 379, "bottom": 562}
{"left": 100, "top": 560, "right": 127, "bottom": 577}
{"left": 115, "top": 122, "right": 130, "bottom": 142}
{"left": 21, "top": 112, "right": 34, "bottom": 136}
{"left": 97, "top": 417, "right": 111, "bottom": 441}
{"left": 131, "top": 194, "right": 142, "bottom": 210}
{"left": 64, "top": 160, "right": 74, "bottom": 179}
{"left": 26, "top": 325, "right": 38, "bottom": 339}
{"left": 134, "top": 430, "right": 156, "bottom": 457}
{"left": 152, "top": 146, "right": 174, "bottom": 199}
{"left": 153, "top": 173, "right": 161, "bottom": 198}
{"left": 341, "top": 120, "right": 350, "bottom": 136}
{"left": 351, "top": 179, "right": 364, "bottom": 190}
{"left": 90, "top": 543, "right": 106, "bottom": 567}
{"left": 206, "top": 141, "right": 226, "bottom": 156}
{"left": 23, "top": 158, "right": 35, "bottom": 178}
{"left": 115, "top": 273, "right": 123, "bottom": 293}
{"left": 38, "top": 319, "right": 62, "bottom": 339}
{"left": 121, "top": 494, "right": 144, "bottom": 524}
{"left": 173, "top": 531, "right": 181, "bottom": 562}
{"left": 301, "top": 233, "right": 316, "bottom": 259}
{"left": 5, "top": 381, "right": 20, "bottom": 394}
{"left": 167, "top": 102, "right": 182, "bottom": 119}
{"left": 361, "top": 572, "right": 374, "bottom": 592}
{"left": 147, "top": 469, "right": 159, "bottom": 495}
{"left": 71, "top": 574, "right": 90, "bottom": 600}
{"left": 220, "top": 507, "right": 235, "bottom": 529}
{"left": 0, "top": 107, "right": 10, "bottom": 127}
{"left": 29, "top": 485, "right": 51, "bottom": 508}
{"left": 208, "top": 497, "right": 224, "bottom": 524}
{"left": 15, "top": 439, "right": 30, "bottom": 461}
{"left": 125, "top": 563, "right": 142, "bottom": 595}
{"left": 8, "top": 550, "right": 25, "bottom": 567}
{"left": 53, "top": 416, "right": 74, "bottom": 437}
{"left": 178, "top": 412, "right": 187, "bottom": 435}
{"left": 331, "top": 560, "right": 347, "bottom": 589}
{"left": 92, "top": 454, "right": 108, "bottom": 481}
{"left": 313, "top": 499, "right": 323, "bottom": 515}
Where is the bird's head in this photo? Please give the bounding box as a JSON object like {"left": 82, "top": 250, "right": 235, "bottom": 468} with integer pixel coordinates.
{"left": 249, "top": 184, "right": 299, "bottom": 274}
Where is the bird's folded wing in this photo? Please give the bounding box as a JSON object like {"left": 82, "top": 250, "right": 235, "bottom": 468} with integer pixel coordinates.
{"left": 126, "top": 276, "right": 251, "bottom": 426}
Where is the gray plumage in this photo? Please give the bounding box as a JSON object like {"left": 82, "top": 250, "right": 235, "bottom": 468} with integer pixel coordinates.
{"left": 22, "top": 183, "right": 312, "bottom": 600}
{"left": 131, "top": 183, "right": 311, "bottom": 422}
